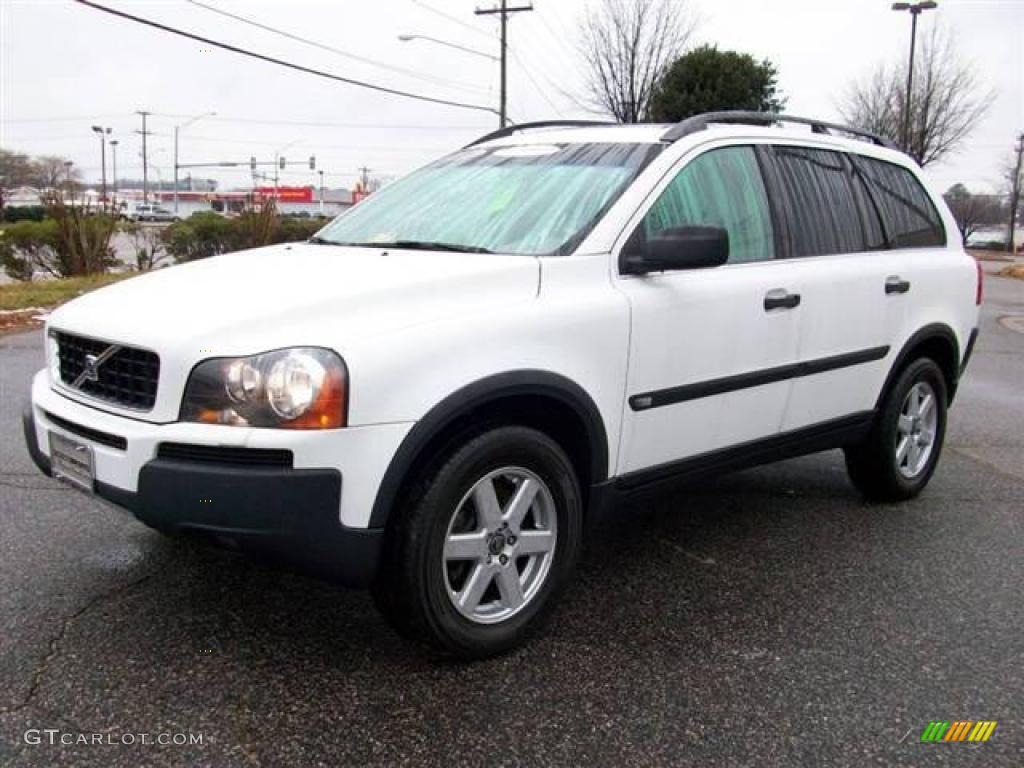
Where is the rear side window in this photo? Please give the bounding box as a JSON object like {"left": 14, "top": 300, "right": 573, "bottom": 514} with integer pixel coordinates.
{"left": 638, "top": 145, "right": 775, "bottom": 264}
{"left": 770, "top": 146, "right": 868, "bottom": 257}
{"left": 850, "top": 156, "right": 946, "bottom": 248}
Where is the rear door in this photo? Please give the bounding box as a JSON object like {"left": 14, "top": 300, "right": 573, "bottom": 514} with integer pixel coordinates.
{"left": 763, "top": 144, "right": 896, "bottom": 432}
{"left": 847, "top": 153, "right": 950, "bottom": 349}
{"left": 616, "top": 143, "right": 804, "bottom": 475}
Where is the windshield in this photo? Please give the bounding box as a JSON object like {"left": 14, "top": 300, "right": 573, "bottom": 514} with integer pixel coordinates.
{"left": 315, "top": 142, "right": 661, "bottom": 256}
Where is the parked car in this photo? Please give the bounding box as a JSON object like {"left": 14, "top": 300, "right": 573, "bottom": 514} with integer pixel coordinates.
{"left": 129, "top": 204, "right": 180, "bottom": 222}
{"left": 24, "top": 113, "right": 981, "bottom": 658}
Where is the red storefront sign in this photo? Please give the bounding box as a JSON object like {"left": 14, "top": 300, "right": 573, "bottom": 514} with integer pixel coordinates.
{"left": 253, "top": 186, "right": 314, "bottom": 203}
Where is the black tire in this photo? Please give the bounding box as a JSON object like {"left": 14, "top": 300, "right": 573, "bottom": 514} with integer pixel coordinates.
{"left": 844, "top": 357, "right": 948, "bottom": 502}
{"left": 372, "top": 426, "right": 583, "bottom": 659}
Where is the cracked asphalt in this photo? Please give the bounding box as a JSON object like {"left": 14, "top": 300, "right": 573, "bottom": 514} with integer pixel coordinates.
{"left": 1, "top": 265, "right": 1021, "bottom": 767}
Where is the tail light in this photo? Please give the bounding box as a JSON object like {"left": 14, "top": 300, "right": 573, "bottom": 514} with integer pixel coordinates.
{"left": 975, "top": 259, "right": 984, "bottom": 306}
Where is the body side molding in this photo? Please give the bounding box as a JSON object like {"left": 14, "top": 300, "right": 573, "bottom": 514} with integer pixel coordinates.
{"left": 630, "top": 346, "right": 890, "bottom": 412}
{"left": 615, "top": 411, "right": 874, "bottom": 494}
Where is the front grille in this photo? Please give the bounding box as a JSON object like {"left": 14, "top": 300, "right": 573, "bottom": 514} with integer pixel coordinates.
{"left": 157, "top": 443, "right": 294, "bottom": 467}
{"left": 54, "top": 331, "right": 160, "bottom": 410}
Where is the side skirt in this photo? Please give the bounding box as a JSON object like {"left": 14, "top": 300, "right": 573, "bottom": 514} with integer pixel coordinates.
{"left": 611, "top": 411, "right": 875, "bottom": 498}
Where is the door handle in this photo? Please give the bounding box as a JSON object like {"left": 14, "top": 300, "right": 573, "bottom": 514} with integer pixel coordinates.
{"left": 885, "top": 275, "right": 911, "bottom": 294}
{"left": 764, "top": 288, "right": 801, "bottom": 311}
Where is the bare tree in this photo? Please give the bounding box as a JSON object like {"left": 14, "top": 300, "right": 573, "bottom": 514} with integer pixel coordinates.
{"left": 578, "top": 0, "right": 696, "bottom": 123}
{"left": 943, "top": 184, "right": 1004, "bottom": 246}
{"left": 839, "top": 26, "right": 992, "bottom": 167}
{"left": 31, "top": 156, "right": 78, "bottom": 190}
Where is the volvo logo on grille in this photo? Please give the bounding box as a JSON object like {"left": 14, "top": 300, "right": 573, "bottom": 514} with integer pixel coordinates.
{"left": 82, "top": 354, "right": 100, "bottom": 381}
{"left": 72, "top": 345, "right": 121, "bottom": 388}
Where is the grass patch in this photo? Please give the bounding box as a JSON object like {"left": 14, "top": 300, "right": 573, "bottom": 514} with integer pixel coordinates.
{"left": 0, "top": 273, "right": 134, "bottom": 311}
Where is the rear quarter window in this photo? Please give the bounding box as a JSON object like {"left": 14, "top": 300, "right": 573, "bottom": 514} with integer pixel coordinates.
{"left": 850, "top": 155, "right": 946, "bottom": 248}
{"left": 770, "top": 146, "right": 869, "bottom": 258}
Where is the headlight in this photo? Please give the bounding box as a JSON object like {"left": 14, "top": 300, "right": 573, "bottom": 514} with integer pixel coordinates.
{"left": 47, "top": 329, "right": 62, "bottom": 384}
{"left": 181, "top": 347, "right": 347, "bottom": 429}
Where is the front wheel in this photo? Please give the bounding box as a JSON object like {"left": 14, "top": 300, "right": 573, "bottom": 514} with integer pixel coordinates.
{"left": 844, "top": 357, "right": 948, "bottom": 501}
{"left": 373, "top": 426, "right": 583, "bottom": 659}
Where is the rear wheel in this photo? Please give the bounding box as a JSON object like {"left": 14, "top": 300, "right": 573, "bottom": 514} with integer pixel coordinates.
{"left": 373, "top": 426, "right": 583, "bottom": 659}
{"left": 844, "top": 357, "right": 948, "bottom": 501}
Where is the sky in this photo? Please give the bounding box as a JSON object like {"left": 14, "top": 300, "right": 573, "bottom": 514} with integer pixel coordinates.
{"left": 0, "top": 0, "right": 1021, "bottom": 194}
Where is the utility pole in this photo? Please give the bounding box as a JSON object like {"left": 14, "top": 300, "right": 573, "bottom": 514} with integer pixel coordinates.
{"left": 136, "top": 110, "right": 152, "bottom": 203}
{"left": 1008, "top": 132, "right": 1024, "bottom": 254}
{"left": 318, "top": 169, "right": 325, "bottom": 215}
{"left": 475, "top": 0, "right": 533, "bottom": 128}
{"left": 891, "top": 2, "right": 937, "bottom": 154}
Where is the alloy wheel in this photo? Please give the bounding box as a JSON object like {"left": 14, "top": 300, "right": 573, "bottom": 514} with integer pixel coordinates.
{"left": 442, "top": 466, "right": 558, "bottom": 625}
{"left": 895, "top": 381, "right": 938, "bottom": 479}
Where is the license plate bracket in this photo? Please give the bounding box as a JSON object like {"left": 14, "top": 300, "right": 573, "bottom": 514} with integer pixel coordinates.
{"left": 49, "top": 432, "right": 95, "bottom": 493}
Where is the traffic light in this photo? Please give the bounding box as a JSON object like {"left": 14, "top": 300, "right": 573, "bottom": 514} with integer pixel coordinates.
{"left": 250, "top": 156, "right": 256, "bottom": 172}
{"left": 279, "top": 156, "right": 286, "bottom": 169}
{"left": 309, "top": 155, "right": 316, "bottom": 170}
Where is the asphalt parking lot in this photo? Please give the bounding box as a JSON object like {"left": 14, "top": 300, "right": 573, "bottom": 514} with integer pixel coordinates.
{"left": 0, "top": 266, "right": 1021, "bottom": 767}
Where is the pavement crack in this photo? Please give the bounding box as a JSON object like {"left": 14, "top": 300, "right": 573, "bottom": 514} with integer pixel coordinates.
{"left": 0, "top": 570, "right": 158, "bottom": 717}
{"left": 948, "top": 446, "right": 1024, "bottom": 483}
{"left": 660, "top": 539, "right": 718, "bottom": 566}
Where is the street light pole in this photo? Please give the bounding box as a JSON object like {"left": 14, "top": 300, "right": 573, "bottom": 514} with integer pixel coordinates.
{"left": 318, "top": 169, "right": 325, "bottom": 215}
{"left": 397, "top": 34, "right": 496, "bottom": 60}
{"left": 63, "top": 161, "right": 74, "bottom": 200}
{"left": 91, "top": 125, "right": 110, "bottom": 206}
{"left": 1008, "top": 132, "right": 1024, "bottom": 254}
{"left": 109, "top": 140, "right": 119, "bottom": 206}
{"left": 892, "top": 2, "right": 937, "bottom": 153}
{"left": 173, "top": 111, "right": 216, "bottom": 214}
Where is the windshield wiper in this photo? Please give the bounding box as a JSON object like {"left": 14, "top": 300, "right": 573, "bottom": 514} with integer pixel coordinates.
{"left": 350, "top": 240, "right": 493, "bottom": 254}
{"left": 307, "top": 235, "right": 336, "bottom": 245}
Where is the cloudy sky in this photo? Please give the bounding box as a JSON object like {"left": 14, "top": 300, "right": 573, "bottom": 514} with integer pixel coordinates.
{"left": 1, "top": 0, "right": 1020, "bottom": 194}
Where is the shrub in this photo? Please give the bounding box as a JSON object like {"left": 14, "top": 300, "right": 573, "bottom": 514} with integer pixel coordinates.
{"left": 46, "top": 199, "right": 118, "bottom": 276}
{"left": 162, "top": 204, "right": 324, "bottom": 264}
{"left": 0, "top": 219, "right": 60, "bottom": 281}
{"left": 121, "top": 222, "right": 171, "bottom": 271}
{"left": 161, "top": 212, "right": 238, "bottom": 262}
{"left": 1, "top": 205, "right": 46, "bottom": 222}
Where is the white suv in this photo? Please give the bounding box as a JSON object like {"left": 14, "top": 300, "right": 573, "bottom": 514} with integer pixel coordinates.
{"left": 23, "top": 113, "right": 981, "bottom": 658}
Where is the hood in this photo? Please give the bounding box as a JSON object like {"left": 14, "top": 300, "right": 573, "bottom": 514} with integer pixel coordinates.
{"left": 48, "top": 243, "right": 540, "bottom": 354}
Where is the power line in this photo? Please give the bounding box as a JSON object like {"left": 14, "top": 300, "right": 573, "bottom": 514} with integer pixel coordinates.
{"left": 2, "top": 113, "right": 489, "bottom": 131}
{"left": 71, "top": 0, "right": 499, "bottom": 117}
{"left": 196, "top": 116, "right": 487, "bottom": 130}
{"left": 0, "top": 114, "right": 126, "bottom": 124}
{"left": 182, "top": 135, "right": 454, "bottom": 154}
{"left": 506, "top": 45, "right": 563, "bottom": 117}
{"left": 183, "top": 0, "right": 491, "bottom": 96}
{"left": 411, "top": 0, "right": 495, "bottom": 40}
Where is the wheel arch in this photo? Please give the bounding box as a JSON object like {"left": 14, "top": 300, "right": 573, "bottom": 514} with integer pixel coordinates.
{"left": 876, "top": 323, "right": 961, "bottom": 408}
{"left": 368, "top": 370, "right": 609, "bottom": 529}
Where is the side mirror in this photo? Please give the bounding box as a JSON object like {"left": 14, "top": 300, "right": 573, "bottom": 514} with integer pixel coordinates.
{"left": 622, "top": 225, "right": 730, "bottom": 275}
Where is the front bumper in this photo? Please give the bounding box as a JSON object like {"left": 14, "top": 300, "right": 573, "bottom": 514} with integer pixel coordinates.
{"left": 24, "top": 372, "right": 412, "bottom": 587}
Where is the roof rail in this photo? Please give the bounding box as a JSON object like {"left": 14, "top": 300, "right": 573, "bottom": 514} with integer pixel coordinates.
{"left": 661, "top": 111, "right": 898, "bottom": 149}
{"left": 465, "top": 120, "right": 617, "bottom": 148}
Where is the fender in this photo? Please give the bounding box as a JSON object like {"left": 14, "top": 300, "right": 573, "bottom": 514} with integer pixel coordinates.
{"left": 368, "top": 370, "right": 609, "bottom": 528}
{"left": 875, "top": 323, "right": 960, "bottom": 409}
